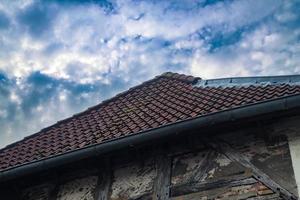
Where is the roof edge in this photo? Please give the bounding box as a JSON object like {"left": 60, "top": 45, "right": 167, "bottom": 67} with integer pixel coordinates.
{"left": 1, "top": 94, "right": 300, "bottom": 183}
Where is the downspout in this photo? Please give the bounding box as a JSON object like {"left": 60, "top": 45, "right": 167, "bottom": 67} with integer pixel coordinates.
{"left": 0, "top": 94, "right": 300, "bottom": 183}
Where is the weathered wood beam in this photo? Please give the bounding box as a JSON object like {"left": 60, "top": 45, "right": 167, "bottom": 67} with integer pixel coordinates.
{"left": 153, "top": 153, "right": 172, "bottom": 200}
{"left": 171, "top": 176, "right": 256, "bottom": 197}
{"left": 208, "top": 139, "right": 298, "bottom": 200}
{"left": 247, "top": 193, "right": 282, "bottom": 200}
{"left": 191, "top": 150, "right": 217, "bottom": 183}
{"left": 47, "top": 171, "right": 59, "bottom": 200}
{"left": 95, "top": 158, "right": 112, "bottom": 200}
{"left": 48, "top": 185, "right": 59, "bottom": 200}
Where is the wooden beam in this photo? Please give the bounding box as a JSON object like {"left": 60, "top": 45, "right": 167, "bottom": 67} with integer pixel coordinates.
{"left": 153, "top": 153, "right": 172, "bottom": 200}
{"left": 48, "top": 185, "right": 59, "bottom": 200}
{"left": 171, "top": 176, "right": 256, "bottom": 197}
{"left": 48, "top": 171, "right": 59, "bottom": 200}
{"left": 94, "top": 158, "right": 112, "bottom": 200}
{"left": 208, "top": 140, "right": 298, "bottom": 200}
{"left": 191, "top": 150, "right": 217, "bottom": 183}
{"left": 247, "top": 193, "right": 282, "bottom": 200}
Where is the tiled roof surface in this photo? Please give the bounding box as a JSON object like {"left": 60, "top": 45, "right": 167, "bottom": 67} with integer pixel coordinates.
{"left": 1, "top": 72, "right": 300, "bottom": 172}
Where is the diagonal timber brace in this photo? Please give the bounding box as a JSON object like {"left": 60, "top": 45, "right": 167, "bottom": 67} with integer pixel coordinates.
{"left": 206, "top": 139, "right": 298, "bottom": 200}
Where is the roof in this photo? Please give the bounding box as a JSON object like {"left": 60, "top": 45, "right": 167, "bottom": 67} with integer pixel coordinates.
{"left": 1, "top": 72, "right": 300, "bottom": 173}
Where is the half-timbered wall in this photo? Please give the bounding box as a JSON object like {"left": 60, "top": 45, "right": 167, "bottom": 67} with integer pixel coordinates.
{"left": 13, "top": 116, "right": 300, "bottom": 199}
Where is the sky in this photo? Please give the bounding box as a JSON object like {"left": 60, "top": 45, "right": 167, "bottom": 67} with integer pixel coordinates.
{"left": 0, "top": 0, "right": 300, "bottom": 147}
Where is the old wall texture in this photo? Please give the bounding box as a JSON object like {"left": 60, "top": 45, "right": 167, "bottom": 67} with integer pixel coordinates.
{"left": 17, "top": 116, "right": 300, "bottom": 200}
{"left": 289, "top": 134, "right": 300, "bottom": 196}
{"left": 56, "top": 176, "right": 98, "bottom": 200}
{"left": 276, "top": 116, "right": 300, "bottom": 196}
{"left": 21, "top": 184, "right": 54, "bottom": 200}
{"left": 110, "top": 160, "right": 156, "bottom": 200}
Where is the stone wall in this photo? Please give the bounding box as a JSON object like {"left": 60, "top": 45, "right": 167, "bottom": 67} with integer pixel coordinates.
{"left": 17, "top": 116, "right": 300, "bottom": 200}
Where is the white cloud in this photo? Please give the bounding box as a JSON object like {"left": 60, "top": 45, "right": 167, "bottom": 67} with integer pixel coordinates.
{"left": 0, "top": 0, "right": 299, "bottom": 147}
{"left": 0, "top": 0, "right": 286, "bottom": 83}
{"left": 190, "top": 0, "right": 300, "bottom": 78}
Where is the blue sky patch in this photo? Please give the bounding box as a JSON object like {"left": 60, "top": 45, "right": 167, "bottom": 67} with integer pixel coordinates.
{"left": 17, "top": 2, "right": 56, "bottom": 37}
{"left": 0, "top": 11, "right": 10, "bottom": 30}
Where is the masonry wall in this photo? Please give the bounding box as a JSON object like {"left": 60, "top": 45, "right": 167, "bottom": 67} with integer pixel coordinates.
{"left": 14, "top": 116, "right": 300, "bottom": 200}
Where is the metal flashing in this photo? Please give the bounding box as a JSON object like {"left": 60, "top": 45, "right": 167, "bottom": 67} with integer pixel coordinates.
{"left": 196, "top": 75, "right": 300, "bottom": 87}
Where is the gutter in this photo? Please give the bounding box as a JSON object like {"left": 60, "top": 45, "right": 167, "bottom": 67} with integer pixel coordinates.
{"left": 1, "top": 94, "right": 300, "bottom": 183}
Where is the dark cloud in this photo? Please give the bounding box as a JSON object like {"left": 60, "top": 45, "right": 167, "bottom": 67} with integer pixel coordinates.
{"left": 0, "top": 73, "right": 10, "bottom": 101}
{"left": 0, "top": 11, "right": 10, "bottom": 30}
{"left": 22, "top": 71, "right": 128, "bottom": 113}
{"left": 21, "top": 72, "right": 59, "bottom": 114}
{"left": 200, "top": 27, "right": 247, "bottom": 52}
{"left": 50, "top": 0, "right": 115, "bottom": 13}
{"left": 17, "top": 2, "right": 57, "bottom": 37}
{"left": 149, "top": 0, "right": 232, "bottom": 12}
{"left": 0, "top": 72, "right": 9, "bottom": 83}
{"left": 201, "top": 0, "right": 233, "bottom": 7}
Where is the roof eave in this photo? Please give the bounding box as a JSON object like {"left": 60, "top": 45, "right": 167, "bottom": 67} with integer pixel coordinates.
{"left": 1, "top": 94, "right": 300, "bottom": 183}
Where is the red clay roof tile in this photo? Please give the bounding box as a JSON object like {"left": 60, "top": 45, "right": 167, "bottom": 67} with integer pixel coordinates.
{"left": 1, "top": 72, "right": 300, "bottom": 171}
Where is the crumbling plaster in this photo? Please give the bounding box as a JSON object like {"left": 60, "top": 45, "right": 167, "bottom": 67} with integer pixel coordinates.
{"left": 288, "top": 133, "right": 300, "bottom": 196}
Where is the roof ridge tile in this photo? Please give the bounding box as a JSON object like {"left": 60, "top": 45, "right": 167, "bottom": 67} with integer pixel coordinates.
{"left": 159, "top": 72, "right": 201, "bottom": 84}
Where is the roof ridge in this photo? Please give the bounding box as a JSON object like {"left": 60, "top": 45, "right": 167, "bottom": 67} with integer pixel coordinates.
{"left": 159, "top": 72, "right": 201, "bottom": 84}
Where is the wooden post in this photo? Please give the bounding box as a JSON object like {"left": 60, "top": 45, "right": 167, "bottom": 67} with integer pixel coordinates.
{"left": 49, "top": 185, "right": 59, "bottom": 200}
{"left": 153, "top": 152, "right": 172, "bottom": 200}
{"left": 95, "top": 158, "right": 112, "bottom": 200}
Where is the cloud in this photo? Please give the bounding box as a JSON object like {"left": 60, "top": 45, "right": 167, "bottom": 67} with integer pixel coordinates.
{"left": 0, "top": 71, "right": 131, "bottom": 147}
{"left": 0, "top": 0, "right": 284, "bottom": 81}
{"left": 190, "top": 0, "right": 300, "bottom": 78}
{"left": 0, "top": 0, "right": 299, "bottom": 146}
